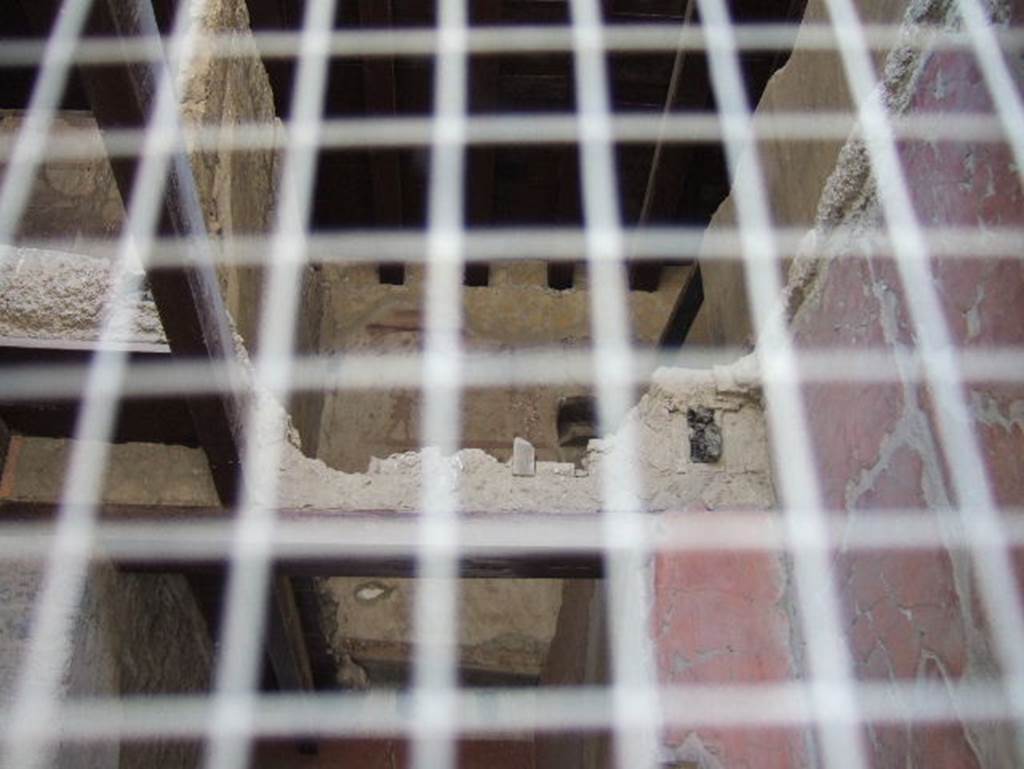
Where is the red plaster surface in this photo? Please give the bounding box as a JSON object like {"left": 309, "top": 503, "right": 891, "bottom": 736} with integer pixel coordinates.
{"left": 780, "top": 44, "right": 1022, "bottom": 768}
{"left": 802, "top": 382, "right": 905, "bottom": 510}
{"left": 791, "top": 255, "right": 905, "bottom": 510}
{"left": 653, "top": 534, "right": 810, "bottom": 767}
{"left": 253, "top": 738, "right": 535, "bottom": 769}
{"left": 646, "top": 31, "right": 1022, "bottom": 769}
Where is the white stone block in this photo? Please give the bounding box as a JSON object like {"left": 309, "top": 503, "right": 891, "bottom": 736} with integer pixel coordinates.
{"left": 511, "top": 436, "right": 535, "bottom": 477}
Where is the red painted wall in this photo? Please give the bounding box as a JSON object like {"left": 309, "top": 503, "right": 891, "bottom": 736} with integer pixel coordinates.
{"left": 792, "top": 38, "right": 1024, "bottom": 769}
{"left": 254, "top": 737, "right": 536, "bottom": 769}
{"left": 653, "top": 19, "right": 1023, "bottom": 769}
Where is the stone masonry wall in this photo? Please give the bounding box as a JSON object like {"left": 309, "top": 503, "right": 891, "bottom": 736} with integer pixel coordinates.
{"left": 178, "top": 0, "right": 282, "bottom": 354}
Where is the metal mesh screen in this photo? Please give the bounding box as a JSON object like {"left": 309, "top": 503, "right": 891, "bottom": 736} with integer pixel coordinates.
{"left": 1, "top": 1, "right": 1023, "bottom": 768}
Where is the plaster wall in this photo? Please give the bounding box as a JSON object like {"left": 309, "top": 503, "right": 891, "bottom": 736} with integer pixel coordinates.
{"left": 667, "top": 0, "right": 1024, "bottom": 766}
{"left": 0, "top": 353, "right": 777, "bottom": 695}
{"left": 314, "top": 262, "right": 693, "bottom": 472}
{"left": 0, "top": 111, "right": 124, "bottom": 259}
{"left": 0, "top": 562, "right": 211, "bottom": 769}
{"left": 177, "top": 0, "right": 282, "bottom": 355}
{"left": 687, "top": 0, "right": 917, "bottom": 349}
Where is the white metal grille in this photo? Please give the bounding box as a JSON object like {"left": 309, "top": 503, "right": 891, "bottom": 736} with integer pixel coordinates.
{"left": 0, "top": 1, "right": 1023, "bottom": 769}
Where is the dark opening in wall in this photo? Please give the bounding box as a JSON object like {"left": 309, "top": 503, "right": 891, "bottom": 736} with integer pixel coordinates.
{"left": 378, "top": 263, "right": 406, "bottom": 285}
{"left": 687, "top": 406, "right": 722, "bottom": 464}
{"left": 547, "top": 263, "right": 575, "bottom": 291}
{"left": 557, "top": 396, "right": 598, "bottom": 467}
{"left": 464, "top": 264, "right": 491, "bottom": 287}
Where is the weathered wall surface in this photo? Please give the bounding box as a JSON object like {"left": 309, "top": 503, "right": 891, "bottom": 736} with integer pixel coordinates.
{"left": 687, "top": 0, "right": 915, "bottom": 349}
{"left": 253, "top": 736, "right": 537, "bottom": 769}
{"left": 0, "top": 111, "right": 124, "bottom": 259}
{"left": 776, "top": 1, "right": 1023, "bottom": 767}
{"left": 0, "top": 246, "right": 165, "bottom": 344}
{"left": 1, "top": 358, "right": 779, "bottom": 717}
{"left": 315, "top": 263, "right": 692, "bottom": 472}
{"left": 0, "top": 562, "right": 211, "bottom": 769}
{"left": 178, "top": 0, "right": 283, "bottom": 354}
{"left": 643, "top": 367, "right": 809, "bottom": 769}
{"left": 654, "top": 544, "right": 810, "bottom": 769}
{"left": 318, "top": 576, "right": 563, "bottom": 682}
{"left": 679, "top": 0, "right": 1024, "bottom": 765}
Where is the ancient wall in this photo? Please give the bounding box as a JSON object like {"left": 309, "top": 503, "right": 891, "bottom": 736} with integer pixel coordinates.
{"left": 177, "top": 0, "right": 282, "bottom": 354}
{"left": 0, "top": 561, "right": 211, "bottom": 769}
{"left": 687, "top": 0, "right": 915, "bottom": 349}
{"left": 659, "top": 0, "right": 1024, "bottom": 766}
{"left": 673, "top": 0, "right": 1024, "bottom": 766}
{"left": 789, "top": 3, "right": 1024, "bottom": 765}
{"left": 0, "top": 111, "right": 124, "bottom": 259}
{"left": 1, "top": 349, "right": 780, "bottom": 768}
{"left": 314, "top": 262, "right": 692, "bottom": 472}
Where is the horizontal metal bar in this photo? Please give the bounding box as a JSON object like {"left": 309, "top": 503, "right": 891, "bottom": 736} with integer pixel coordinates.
{"left": 1, "top": 23, "right": 1022, "bottom": 66}
{"left": 0, "top": 347, "right": 1022, "bottom": 402}
{"left": 3, "top": 504, "right": 1024, "bottom": 559}
{"left": 0, "top": 112, "right": 1013, "bottom": 160}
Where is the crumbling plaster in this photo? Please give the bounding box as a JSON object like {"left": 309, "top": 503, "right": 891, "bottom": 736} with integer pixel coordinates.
{"left": 2, "top": 359, "right": 772, "bottom": 515}
{"left": 0, "top": 246, "right": 165, "bottom": 344}
{"left": 1, "top": 351, "right": 775, "bottom": 687}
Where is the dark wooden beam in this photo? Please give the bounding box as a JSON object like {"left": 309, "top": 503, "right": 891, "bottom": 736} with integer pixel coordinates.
{"left": 658, "top": 264, "right": 703, "bottom": 347}
{"left": 0, "top": 416, "right": 10, "bottom": 478}
{"left": 0, "top": 501, "right": 605, "bottom": 579}
{"left": 0, "top": 338, "right": 199, "bottom": 446}
{"left": 357, "top": 0, "right": 407, "bottom": 285}
{"left": 267, "top": 573, "right": 316, "bottom": 689}
{"left": 60, "top": 0, "right": 246, "bottom": 504}
{"left": 464, "top": 0, "right": 502, "bottom": 288}
{"left": 548, "top": 146, "right": 581, "bottom": 290}
{"left": 629, "top": 0, "right": 701, "bottom": 294}
{"left": 40, "top": 0, "right": 314, "bottom": 709}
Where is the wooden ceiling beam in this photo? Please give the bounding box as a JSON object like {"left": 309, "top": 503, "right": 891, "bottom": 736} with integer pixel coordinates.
{"left": 2, "top": 500, "right": 605, "bottom": 579}
{"left": 629, "top": 0, "right": 701, "bottom": 294}
{"left": 658, "top": 263, "right": 703, "bottom": 346}
{"left": 0, "top": 339, "right": 200, "bottom": 446}
{"left": 357, "top": 0, "right": 407, "bottom": 285}
{"left": 464, "top": 0, "right": 503, "bottom": 288}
